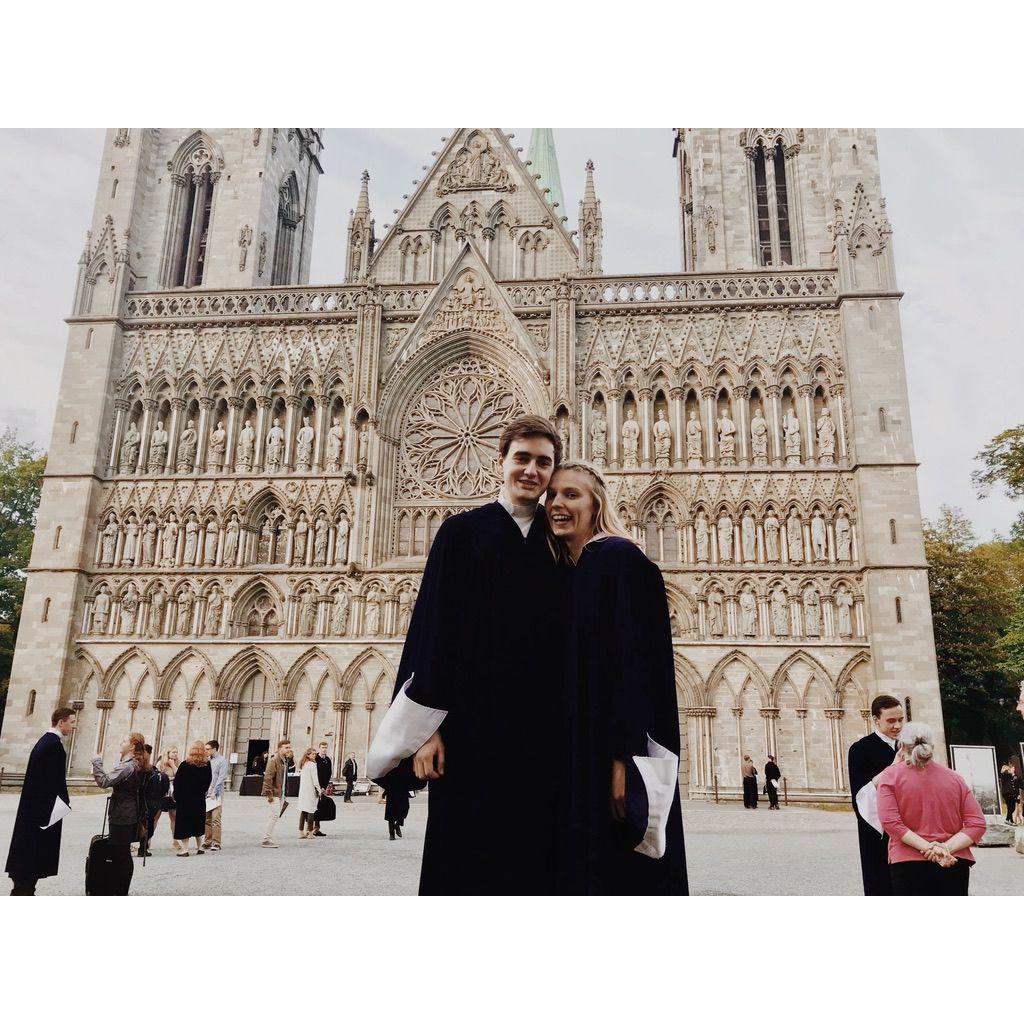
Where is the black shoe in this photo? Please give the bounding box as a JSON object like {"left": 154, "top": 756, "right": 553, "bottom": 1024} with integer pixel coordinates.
{"left": 313, "top": 830, "right": 326, "bottom": 837}
{"left": 395, "top": 825, "right": 402, "bottom": 837}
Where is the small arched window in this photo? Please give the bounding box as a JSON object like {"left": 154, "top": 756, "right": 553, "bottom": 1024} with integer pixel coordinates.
{"left": 42, "top": 597, "right": 50, "bottom": 622}
{"left": 773, "top": 140, "right": 792, "bottom": 265}
{"left": 53, "top": 525, "right": 62, "bottom": 549}
{"left": 904, "top": 696, "right": 912, "bottom": 721}
{"left": 878, "top": 407, "right": 888, "bottom": 432}
{"left": 753, "top": 143, "right": 772, "bottom": 266}
{"left": 70, "top": 421, "right": 78, "bottom": 444}
{"left": 26, "top": 690, "right": 36, "bottom": 716}
{"left": 868, "top": 305, "right": 878, "bottom": 330}
{"left": 111, "top": 178, "right": 118, "bottom": 199}
{"left": 852, "top": 144, "right": 860, "bottom": 167}
{"left": 85, "top": 329, "right": 93, "bottom": 350}
{"left": 895, "top": 596, "right": 903, "bottom": 624}
{"left": 272, "top": 174, "right": 300, "bottom": 285}
{"left": 889, "top": 519, "right": 897, "bottom": 544}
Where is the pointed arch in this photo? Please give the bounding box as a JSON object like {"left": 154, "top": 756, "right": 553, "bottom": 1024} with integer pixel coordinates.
{"left": 672, "top": 651, "right": 705, "bottom": 708}
{"left": 157, "top": 645, "right": 217, "bottom": 701}
{"left": 770, "top": 650, "right": 833, "bottom": 706}
{"left": 100, "top": 646, "right": 159, "bottom": 700}
{"left": 217, "top": 646, "right": 285, "bottom": 703}
{"left": 706, "top": 650, "right": 770, "bottom": 705}
{"left": 283, "top": 646, "right": 341, "bottom": 701}
{"left": 339, "top": 648, "right": 394, "bottom": 702}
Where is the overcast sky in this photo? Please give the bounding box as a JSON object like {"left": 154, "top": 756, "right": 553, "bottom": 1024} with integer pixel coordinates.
{"left": 0, "top": 127, "right": 1019, "bottom": 538}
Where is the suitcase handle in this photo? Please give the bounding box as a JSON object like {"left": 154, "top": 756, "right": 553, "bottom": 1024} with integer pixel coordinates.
{"left": 102, "top": 794, "right": 110, "bottom": 837}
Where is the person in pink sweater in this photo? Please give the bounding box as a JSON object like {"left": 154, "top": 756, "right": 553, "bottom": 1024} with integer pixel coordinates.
{"left": 876, "top": 721, "right": 987, "bottom": 896}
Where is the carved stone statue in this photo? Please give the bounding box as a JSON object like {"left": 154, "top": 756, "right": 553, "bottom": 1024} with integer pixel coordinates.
{"left": 717, "top": 512, "right": 733, "bottom": 563}
{"left": 148, "top": 421, "right": 168, "bottom": 472}
{"left": 119, "top": 421, "right": 140, "bottom": 473}
{"left": 238, "top": 224, "right": 252, "bottom": 271}
{"left": 203, "top": 522, "right": 218, "bottom": 566}
{"left": 205, "top": 588, "right": 223, "bottom": 636}
{"left": 804, "top": 588, "right": 821, "bottom": 637}
{"left": 357, "top": 427, "right": 369, "bottom": 467}
{"left": 364, "top": 591, "right": 382, "bottom": 635}
{"left": 739, "top": 586, "right": 758, "bottom": 637}
{"left": 398, "top": 589, "right": 414, "bottom": 633}
{"left": 235, "top": 418, "right": 255, "bottom": 471}
{"left": 621, "top": 408, "right": 640, "bottom": 468}
{"left": 161, "top": 515, "right": 179, "bottom": 567}
{"left": 811, "top": 511, "right": 827, "bottom": 561}
{"left": 835, "top": 512, "right": 852, "bottom": 562}
{"left": 331, "top": 591, "right": 350, "bottom": 636}
{"left": 141, "top": 517, "right": 157, "bottom": 567}
{"left": 176, "top": 420, "right": 197, "bottom": 472}
{"left": 787, "top": 510, "right": 803, "bottom": 563}
{"left": 148, "top": 587, "right": 166, "bottom": 638}
{"left": 335, "top": 512, "right": 350, "bottom": 564}
{"left": 695, "top": 511, "right": 710, "bottom": 563}
{"left": 707, "top": 589, "right": 724, "bottom": 637}
{"left": 120, "top": 515, "right": 139, "bottom": 567}
{"left": 764, "top": 512, "right": 780, "bottom": 562}
{"left": 300, "top": 589, "right": 316, "bottom": 636}
{"left": 686, "top": 411, "right": 703, "bottom": 466}
{"left": 653, "top": 410, "right": 672, "bottom": 467}
{"left": 183, "top": 515, "right": 199, "bottom": 566}
{"left": 313, "top": 514, "right": 329, "bottom": 566}
{"left": 590, "top": 412, "right": 607, "bottom": 466}
{"left": 295, "top": 415, "right": 314, "bottom": 472}
{"left": 90, "top": 586, "right": 111, "bottom": 634}
{"left": 771, "top": 587, "right": 790, "bottom": 637}
{"left": 100, "top": 515, "right": 118, "bottom": 567}
{"left": 326, "top": 416, "right": 345, "bottom": 471}
{"left": 223, "top": 514, "right": 240, "bottom": 565}
{"left": 783, "top": 408, "right": 802, "bottom": 466}
{"left": 293, "top": 515, "right": 309, "bottom": 565}
{"left": 816, "top": 407, "right": 837, "bottom": 465}
{"left": 258, "top": 519, "right": 273, "bottom": 564}
{"left": 750, "top": 406, "right": 769, "bottom": 465}
{"left": 558, "top": 420, "right": 570, "bottom": 458}
{"left": 717, "top": 409, "right": 736, "bottom": 464}
{"left": 836, "top": 586, "right": 854, "bottom": 637}
{"left": 208, "top": 420, "right": 227, "bottom": 472}
{"left": 119, "top": 584, "right": 139, "bottom": 635}
{"left": 265, "top": 417, "right": 285, "bottom": 472}
{"left": 741, "top": 513, "right": 756, "bottom": 563}
{"left": 176, "top": 588, "right": 195, "bottom": 635}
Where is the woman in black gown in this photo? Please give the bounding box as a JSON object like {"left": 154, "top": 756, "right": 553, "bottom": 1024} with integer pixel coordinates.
{"left": 548, "top": 461, "right": 688, "bottom": 895}
{"left": 173, "top": 742, "right": 212, "bottom": 857}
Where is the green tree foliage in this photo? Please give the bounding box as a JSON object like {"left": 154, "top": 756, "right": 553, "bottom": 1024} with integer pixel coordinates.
{"left": 972, "top": 424, "right": 1024, "bottom": 500}
{"left": 0, "top": 429, "right": 46, "bottom": 728}
{"left": 924, "top": 506, "right": 1024, "bottom": 752}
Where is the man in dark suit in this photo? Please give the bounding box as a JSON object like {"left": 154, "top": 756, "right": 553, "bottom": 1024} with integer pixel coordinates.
{"left": 342, "top": 752, "right": 358, "bottom": 802}
{"left": 6, "top": 707, "right": 76, "bottom": 895}
{"left": 847, "top": 694, "right": 904, "bottom": 896}
{"left": 313, "top": 741, "right": 333, "bottom": 836}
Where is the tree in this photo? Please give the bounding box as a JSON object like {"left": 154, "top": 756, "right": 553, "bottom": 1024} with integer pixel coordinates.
{"left": 924, "top": 506, "right": 1024, "bottom": 752}
{"left": 0, "top": 429, "right": 46, "bottom": 730}
{"left": 972, "top": 423, "right": 1024, "bottom": 500}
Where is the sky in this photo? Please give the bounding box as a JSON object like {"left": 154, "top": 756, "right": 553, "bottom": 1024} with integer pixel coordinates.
{"left": 0, "top": 127, "right": 1019, "bottom": 538}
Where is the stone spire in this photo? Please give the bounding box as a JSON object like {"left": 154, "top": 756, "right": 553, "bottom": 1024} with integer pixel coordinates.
{"left": 527, "top": 128, "right": 566, "bottom": 220}
{"left": 577, "top": 159, "right": 603, "bottom": 276}
{"left": 346, "top": 169, "right": 375, "bottom": 282}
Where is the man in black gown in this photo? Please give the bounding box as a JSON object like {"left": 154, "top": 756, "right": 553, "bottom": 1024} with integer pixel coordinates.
{"left": 847, "top": 694, "right": 903, "bottom": 896}
{"left": 367, "top": 415, "right": 562, "bottom": 895}
{"left": 6, "top": 707, "right": 76, "bottom": 895}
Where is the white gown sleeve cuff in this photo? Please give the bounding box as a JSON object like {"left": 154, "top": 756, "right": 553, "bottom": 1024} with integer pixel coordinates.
{"left": 632, "top": 734, "right": 679, "bottom": 860}
{"left": 855, "top": 782, "right": 884, "bottom": 836}
{"left": 366, "top": 674, "right": 447, "bottom": 779}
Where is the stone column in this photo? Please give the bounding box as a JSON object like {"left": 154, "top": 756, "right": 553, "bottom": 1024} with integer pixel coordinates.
{"left": 796, "top": 708, "right": 810, "bottom": 788}
{"left": 225, "top": 397, "right": 242, "bottom": 472}
{"left": 829, "top": 383, "right": 849, "bottom": 464}
{"left": 108, "top": 400, "right": 128, "bottom": 473}
{"left": 364, "top": 701, "right": 376, "bottom": 765}
{"left": 152, "top": 700, "right": 170, "bottom": 757}
{"left": 195, "top": 397, "right": 214, "bottom": 475}
{"left": 253, "top": 397, "right": 271, "bottom": 473}
{"left": 766, "top": 385, "right": 783, "bottom": 467}
{"left": 760, "top": 707, "right": 779, "bottom": 754}
{"left": 283, "top": 395, "right": 300, "bottom": 471}
{"left": 799, "top": 384, "right": 816, "bottom": 465}
{"left": 639, "top": 388, "right": 654, "bottom": 469}
{"left": 701, "top": 386, "right": 717, "bottom": 466}
{"left": 312, "top": 394, "right": 329, "bottom": 473}
{"left": 95, "top": 699, "right": 115, "bottom": 755}
{"left": 825, "top": 709, "right": 845, "bottom": 789}
{"left": 606, "top": 388, "right": 622, "bottom": 468}
{"left": 165, "top": 398, "right": 184, "bottom": 474}
{"left": 136, "top": 399, "right": 156, "bottom": 474}
{"left": 580, "top": 395, "right": 591, "bottom": 462}
{"left": 764, "top": 152, "right": 780, "bottom": 265}
{"left": 733, "top": 385, "right": 750, "bottom": 465}
{"left": 669, "top": 387, "right": 685, "bottom": 466}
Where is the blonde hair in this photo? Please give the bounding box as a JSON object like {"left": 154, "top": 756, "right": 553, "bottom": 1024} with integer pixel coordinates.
{"left": 900, "top": 722, "right": 935, "bottom": 767}
{"left": 298, "top": 746, "right": 317, "bottom": 769}
{"left": 549, "top": 461, "right": 632, "bottom": 558}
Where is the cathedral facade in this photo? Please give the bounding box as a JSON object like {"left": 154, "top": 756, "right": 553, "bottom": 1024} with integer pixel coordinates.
{"left": 0, "top": 127, "right": 944, "bottom": 800}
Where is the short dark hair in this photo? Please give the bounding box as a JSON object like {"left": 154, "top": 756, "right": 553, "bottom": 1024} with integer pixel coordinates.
{"left": 51, "top": 707, "right": 74, "bottom": 727}
{"left": 206, "top": 739, "right": 219, "bottom": 750}
{"left": 870, "top": 694, "right": 901, "bottom": 719}
{"left": 144, "top": 744, "right": 153, "bottom": 755}
{"left": 498, "top": 415, "right": 562, "bottom": 465}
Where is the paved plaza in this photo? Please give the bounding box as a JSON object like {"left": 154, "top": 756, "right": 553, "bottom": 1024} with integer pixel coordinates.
{"left": 1, "top": 789, "right": 1020, "bottom": 896}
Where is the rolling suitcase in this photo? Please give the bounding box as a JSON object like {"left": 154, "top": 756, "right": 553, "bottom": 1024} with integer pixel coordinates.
{"left": 85, "top": 797, "right": 129, "bottom": 896}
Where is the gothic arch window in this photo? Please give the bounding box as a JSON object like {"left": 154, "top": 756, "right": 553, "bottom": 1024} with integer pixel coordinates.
{"left": 852, "top": 144, "right": 860, "bottom": 167}
{"left": 773, "top": 141, "right": 792, "bottom": 265}
{"left": 26, "top": 689, "right": 36, "bottom": 716}
{"left": 42, "top": 598, "right": 50, "bottom": 622}
{"left": 85, "top": 329, "right": 93, "bottom": 350}
{"left": 753, "top": 143, "right": 772, "bottom": 266}
{"left": 272, "top": 174, "right": 300, "bottom": 285}
{"left": 53, "top": 525, "right": 62, "bottom": 549}
{"left": 895, "top": 596, "right": 903, "bottom": 624}
{"left": 111, "top": 179, "right": 118, "bottom": 199}
{"left": 889, "top": 518, "right": 897, "bottom": 544}
{"left": 904, "top": 696, "right": 912, "bottom": 720}
{"left": 746, "top": 132, "right": 799, "bottom": 267}
{"left": 868, "top": 305, "right": 878, "bottom": 330}
{"left": 164, "top": 134, "right": 221, "bottom": 289}
{"left": 878, "top": 406, "right": 888, "bottom": 432}
{"left": 70, "top": 421, "right": 78, "bottom": 444}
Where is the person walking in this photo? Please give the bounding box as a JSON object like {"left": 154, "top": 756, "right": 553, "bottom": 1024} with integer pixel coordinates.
{"left": 384, "top": 783, "right": 411, "bottom": 840}
{"left": 313, "top": 741, "right": 333, "bottom": 836}
{"left": 91, "top": 733, "right": 147, "bottom": 895}
{"left": 876, "top": 721, "right": 986, "bottom": 896}
{"left": 764, "top": 755, "right": 782, "bottom": 810}
{"left": 203, "top": 740, "right": 229, "bottom": 850}
{"left": 297, "top": 747, "right": 323, "bottom": 839}
{"left": 741, "top": 755, "right": 759, "bottom": 809}
{"left": 341, "top": 752, "right": 358, "bottom": 803}
{"left": 152, "top": 748, "right": 181, "bottom": 850}
{"left": 261, "top": 739, "right": 294, "bottom": 848}
{"left": 1000, "top": 763, "right": 1019, "bottom": 825}
{"left": 6, "top": 707, "right": 76, "bottom": 895}
{"left": 173, "top": 742, "right": 212, "bottom": 857}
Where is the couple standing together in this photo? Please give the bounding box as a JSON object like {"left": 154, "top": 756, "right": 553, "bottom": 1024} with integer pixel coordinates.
{"left": 368, "top": 415, "right": 688, "bottom": 896}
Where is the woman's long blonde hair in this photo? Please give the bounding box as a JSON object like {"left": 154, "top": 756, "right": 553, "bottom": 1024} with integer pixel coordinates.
{"left": 549, "top": 460, "right": 633, "bottom": 559}
{"left": 298, "top": 746, "right": 317, "bottom": 769}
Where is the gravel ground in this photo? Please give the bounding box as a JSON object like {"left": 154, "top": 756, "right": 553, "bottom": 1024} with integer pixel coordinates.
{"left": 1, "top": 790, "right": 1019, "bottom": 896}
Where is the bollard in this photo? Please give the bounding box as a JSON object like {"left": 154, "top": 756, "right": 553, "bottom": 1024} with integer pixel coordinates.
{"left": 783, "top": 776, "right": 788, "bottom": 806}
{"left": 713, "top": 774, "right": 719, "bottom": 804}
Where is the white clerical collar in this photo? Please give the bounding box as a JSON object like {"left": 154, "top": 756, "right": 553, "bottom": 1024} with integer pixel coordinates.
{"left": 874, "top": 728, "right": 898, "bottom": 750}
{"left": 497, "top": 489, "right": 538, "bottom": 538}
{"left": 48, "top": 727, "right": 63, "bottom": 740}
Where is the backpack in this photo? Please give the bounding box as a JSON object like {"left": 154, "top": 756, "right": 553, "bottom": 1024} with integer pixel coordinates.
{"left": 138, "top": 768, "right": 168, "bottom": 837}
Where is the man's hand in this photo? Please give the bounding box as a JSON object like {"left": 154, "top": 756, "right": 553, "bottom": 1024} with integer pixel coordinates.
{"left": 611, "top": 760, "right": 627, "bottom": 822}
{"left": 413, "top": 731, "right": 446, "bottom": 781}
{"left": 266, "top": 795, "right": 274, "bottom": 804}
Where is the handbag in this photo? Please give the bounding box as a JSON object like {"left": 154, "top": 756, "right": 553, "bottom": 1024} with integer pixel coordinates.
{"left": 316, "top": 794, "right": 337, "bottom": 822}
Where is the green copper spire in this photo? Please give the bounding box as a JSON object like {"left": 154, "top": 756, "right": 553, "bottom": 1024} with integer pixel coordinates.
{"left": 527, "top": 128, "right": 566, "bottom": 219}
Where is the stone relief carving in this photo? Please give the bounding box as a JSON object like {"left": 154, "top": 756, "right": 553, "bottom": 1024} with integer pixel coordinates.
{"left": 436, "top": 131, "right": 515, "bottom": 195}
{"left": 265, "top": 418, "right": 285, "bottom": 472}
{"left": 176, "top": 420, "right": 197, "bottom": 473}
{"left": 717, "top": 408, "right": 736, "bottom": 465}
{"left": 238, "top": 225, "right": 253, "bottom": 271}
{"left": 621, "top": 409, "right": 640, "bottom": 469}
{"left": 295, "top": 416, "right": 314, "bottom": 472}
{"left": 783, "top": 408, "right": 802, "bottom": 466}
{"left": 686, "top": 411, "right": 702, "bottom": 466}
{"left": 653, "top": 410, "right": 671, "bottom": 468}
{"left": 119, "top": 421, "right": 140, "bottom": 474}
{"left": 816, "top": 407, "right": 836, "bottom": 465}
{"left": 750, "top": 407, "right": 769, "bottom": 466}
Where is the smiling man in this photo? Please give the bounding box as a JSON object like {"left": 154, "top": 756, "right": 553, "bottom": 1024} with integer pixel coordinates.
{"left": 368, "top": 414, "right": 563, "bottom": 895}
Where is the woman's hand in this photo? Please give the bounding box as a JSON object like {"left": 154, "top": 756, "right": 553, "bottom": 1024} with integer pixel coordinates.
{"left": 413, "top": 731, "right": 445, "bottom": 781}
{"left": 611, "top": 760, "right": 627, "bottom": 822}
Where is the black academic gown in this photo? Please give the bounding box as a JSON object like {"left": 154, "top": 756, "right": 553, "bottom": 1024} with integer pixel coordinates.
{"left": 847, "top": 732, "right": 896, "bottom": 896}
{"left": 559, "top": 537, "right": 688, "bottom": 896}
{"left": 379, "top": 501, "right": 562, "bottom": 895}
{"left": 5, "top": 731, "right": 69, "bottom": 884}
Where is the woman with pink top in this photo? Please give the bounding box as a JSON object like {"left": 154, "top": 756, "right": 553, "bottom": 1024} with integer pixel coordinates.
{"left": 876, "top": 722, "right": 987, "bottom": 896}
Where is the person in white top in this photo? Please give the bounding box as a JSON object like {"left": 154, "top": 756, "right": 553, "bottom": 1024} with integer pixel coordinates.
{"left": 296, "top": 747, "right": 324, "bottom": 839}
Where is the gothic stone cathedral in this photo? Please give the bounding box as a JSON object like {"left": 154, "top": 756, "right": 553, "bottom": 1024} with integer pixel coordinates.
{"left": 0, "top": 128, "right": 945, "bottom": 800}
